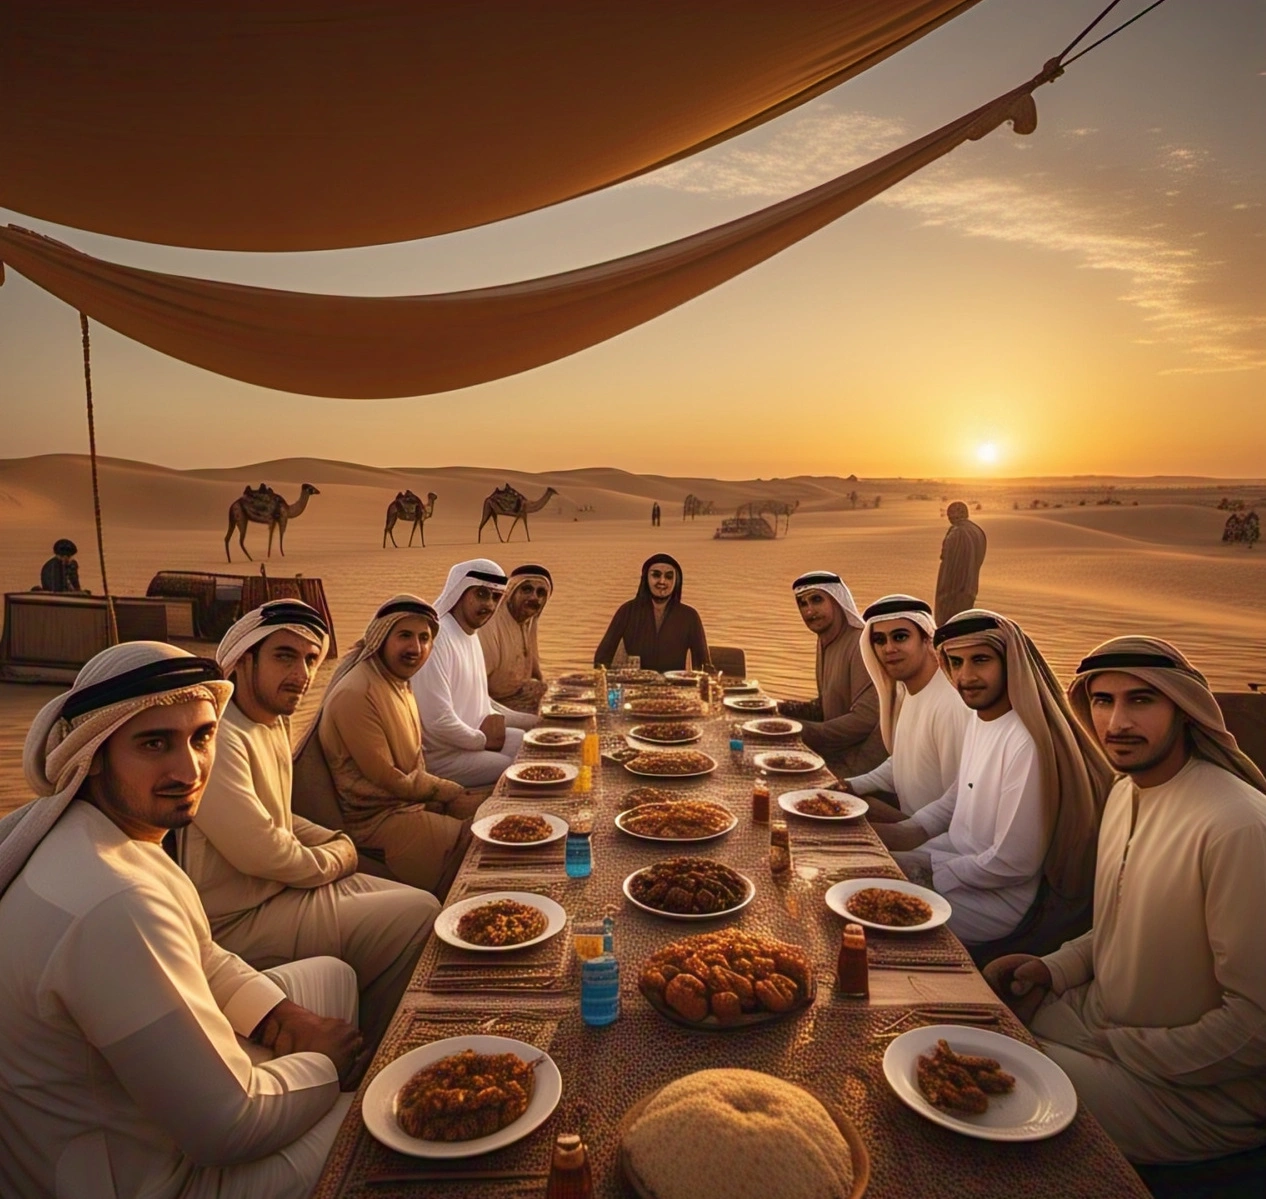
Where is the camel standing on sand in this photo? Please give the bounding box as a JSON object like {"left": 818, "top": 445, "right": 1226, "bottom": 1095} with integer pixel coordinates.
{"left": 760, "top": 498, "right": 800, "bottom": 534}
{"left": 477, "top": 484, "right": 558, "bottom": 542}
{"left": 224, "top": 483, "right": 320, "bottom": 562}
{"left": 383, "top": 490, "right": 437, "bottom": 548}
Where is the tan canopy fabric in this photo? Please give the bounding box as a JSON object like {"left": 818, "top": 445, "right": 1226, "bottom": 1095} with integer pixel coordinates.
{"left": 0, "top": 2, "right": 979, "bottom": 251}
{"left": 0, "top": 80, "right": 1048, "bottom": 399}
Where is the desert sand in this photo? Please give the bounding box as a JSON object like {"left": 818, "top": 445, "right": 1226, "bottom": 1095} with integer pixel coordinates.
{"left": 3, "top": 454, "right": 1265, "bottom": 815}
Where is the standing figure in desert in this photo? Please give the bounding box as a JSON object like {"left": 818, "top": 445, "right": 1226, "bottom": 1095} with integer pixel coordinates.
{"left": 224, "top": 482, "right": 321, "bottom": 562}
{"left": 935, "top": 501, "right": 987, "bottom": 625}
{"left": 383, "top": 490, "right": 437, "bottom": 548}
{"left": 476, "top": 484, "right": 558, "bottom": 542}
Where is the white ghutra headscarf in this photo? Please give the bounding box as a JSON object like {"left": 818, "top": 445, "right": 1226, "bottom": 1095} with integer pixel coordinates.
{"left": 433, "top": 558, "right": 507, "bottom": 618}
{"left": 858, "top": 594, "right": 938, "bottom": 752}
{"left": 791, "top": 570, "right": 864, "bottom": 629}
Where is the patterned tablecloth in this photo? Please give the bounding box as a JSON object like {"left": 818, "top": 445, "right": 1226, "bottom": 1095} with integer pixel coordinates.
{"left": 314, "top": 681, "right": 1150, "bottom": 1199}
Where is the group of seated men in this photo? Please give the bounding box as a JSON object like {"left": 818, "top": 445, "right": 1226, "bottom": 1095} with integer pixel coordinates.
{"left": 0, "top": 551, "right": 1262, "bottom": 1195}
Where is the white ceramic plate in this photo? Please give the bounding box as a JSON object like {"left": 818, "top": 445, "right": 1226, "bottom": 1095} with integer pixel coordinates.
{"left": 825, "top": 877, "right": 952, "bottom": 933}
{"left": 471, "top": 812, "right": 569, "bottom": 847}
{"left": 623, "top": 752, "right": 718, "bottom": 779}
{"left": 751, "top": 749, "right": 826, "bottom": 774}
{"left": 434, "top": 891, "right": 567, "bottom": 953}
{"left": 614, "top": 805, "right": 737, "bottom": 842}
{"left": 723, "top": 695, "right": 778, "bottom": 713}
{"left": 362, "top": 1034, "right": 563, "bottom": 1158}
{"left": 622, "top": 865, "right": 755, "bottom": 920}
{"left": 741, "top": 717, "right": 803, "bottom": 738}
{"left": 539, "top": 702, "right": 597, "bottom": 720}
{"left": 663, "top": 669, "right": 705, "bottom": 684}
{"left": 777, "top": 788, "right": 869, "bottom": 821}
{"left": 622, "top": 701, "right": 705, "bottom": 720}
{"left": 523, "top": 727, "right": 585, "bottom": 749}
{"left": 504, "top": 761, "right": 579, "bottom": 788}
{"left": 883, "top": 1025, "right": 1077, "bottom": 1141}
{"left": 626, "top": 723, "right": 703, "bottom": 746}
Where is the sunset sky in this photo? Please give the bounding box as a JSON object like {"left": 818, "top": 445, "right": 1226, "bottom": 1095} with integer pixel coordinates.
{"left": 2, "top": 0, "right": 1262, "bottom": 479}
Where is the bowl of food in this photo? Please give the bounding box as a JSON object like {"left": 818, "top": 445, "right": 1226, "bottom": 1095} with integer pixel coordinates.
{"left": 523, "top": 727, "right": 586, "bottom": 749}
{"left": 504, "top": 761, "right": 579, "bottom": 788}
{"left": 627, "top": 722, "right": 702, "bottom": 745}
{"left": 722, "top": 695, "right": 778, "bottom": 713}
{"left": 740, "top": 717, "right": 803, "bottom": 738}
{"left": 777, "top": 789, "right": 869, "bottom": 821}
{"left": 361, "top": 1035, "right": 562, "bottom": 1158}
{"left": 618, "top": 785, "right": 686, "bottom": 811}
{"left": 638, "top": 929, "right": 815, "bottom": 1028}
{"left": 539, "top": 701, "right": 597, "bottom": 720}
{"left": 556, "top": 671, "right": 596, "bottom": 687}
{"left": 751, "top": 750, "right": 826, "bottom": 774}
{"left": 623, "top": 749, "right": 718, "bottom": 778}
{"left": 615, "top": 801, "right": 736, "bottom": 842}
{"left": 435, "top": 892, "right": 567, "bottom": 952}
{"left": 825, "top": 878, "right": 951, "bottom": 933}
{"left": 624, "top": 696, "right": 704, "bottom": 719}
{"left": 623, "top": 857, "right": 755, "bottom": 920}
{"left": 472, "top": 812, "right": 569, "bottom": 846}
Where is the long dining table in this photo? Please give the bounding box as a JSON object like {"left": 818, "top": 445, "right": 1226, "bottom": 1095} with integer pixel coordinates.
{"left": 313, "top": 674, "right": 1151, "bottom": 1199}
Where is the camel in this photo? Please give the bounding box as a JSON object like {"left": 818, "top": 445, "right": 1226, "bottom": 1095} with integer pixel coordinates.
{"left": 224, "top": 483, "right": 320, "bottom": 562}
{"left": 477, "top": 484, "right": 558, "bottom": 542}
{"left": 759, "top": 498, "right": 800, "bottom": 535}
{"left": 383, "top": 489, "right": 437, "bottom": 548}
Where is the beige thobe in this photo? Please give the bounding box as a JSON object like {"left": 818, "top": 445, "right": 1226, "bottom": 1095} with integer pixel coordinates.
{"left": 0, "top": 801, "right": 351, "bottom": 1199}
{"left": 1032, "top": 759, "right": 1266, "bottom": 1163}
{"left": 319, "top": 657, "right": 482, "bottom": 894}
{"left": 934, "top": 517, "right": 987, "bottom": 626}
{"left": 800, "top": 625, "right": 886, "bottom": 777}
{"left": 478, "top": 601, "right": 546, "bottom": 712}
{"left": 187, "top": 701, "right": 439, "bottom": 1047}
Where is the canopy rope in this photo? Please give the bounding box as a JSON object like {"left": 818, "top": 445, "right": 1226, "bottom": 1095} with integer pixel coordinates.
{"left": 1058, "top": 0, "right": 1171, "bottom": 69}
{"left": 79, "top": 313, "right": 118, "bottom": 646}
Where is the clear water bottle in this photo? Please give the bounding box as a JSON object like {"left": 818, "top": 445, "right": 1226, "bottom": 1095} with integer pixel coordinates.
{"left": 729, "top": 725, "right": 745, "bottom": 769}
{"left": 602, "top": 910, "right": 615, "bottom": 954}
{"left": 565, "top": 828, "right": 593, "bottom": 878}
{"left": 580, "top": 953, "right": 620, "bottom": 1026}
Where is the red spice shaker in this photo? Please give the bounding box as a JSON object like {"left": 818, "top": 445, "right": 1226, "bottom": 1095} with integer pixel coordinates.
{"left": 836, "top": 922, "right": 869, "bottom": 998}
{"left": 751, "top": 774, "right": 771, "bottom": 824}
{"left": 546, "top": 1132, "right": 593, "bottom": 1199}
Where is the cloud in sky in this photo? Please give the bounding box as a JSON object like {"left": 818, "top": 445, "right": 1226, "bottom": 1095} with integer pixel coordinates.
{"left": 628, "top": 105, "right": 1265, "bottom": 375}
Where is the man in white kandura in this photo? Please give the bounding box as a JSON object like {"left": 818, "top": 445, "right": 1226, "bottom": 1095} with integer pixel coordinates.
{"left": 877, "top": 610, "right": 1113, "bottom": 947}
{"left": 986, "top": 636, "right": 1266, "bottom": 1165}
{"left": 413, "top": 559, "right": 540, "bottom": 787}
{"left": 0, "top": 643, "right": 363, "bottom": 1199}
{"left": 184, "top": 599, "right": 438, "bottom": 1050}
{"left": 835, "top": 594, "right": 971, "bottom": 823}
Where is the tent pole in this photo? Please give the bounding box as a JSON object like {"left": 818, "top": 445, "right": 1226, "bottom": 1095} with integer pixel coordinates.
{"left": 79, "top": 313, "right": 118, "bottom": 645}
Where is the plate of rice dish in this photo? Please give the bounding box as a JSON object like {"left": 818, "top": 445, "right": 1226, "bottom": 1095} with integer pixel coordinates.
{"left": 627, "top": 722, "right": 702, "bottom": 745}
{"left": 556, "top": 671, "right": 596, "bottom": 687}
{"left": 611, "top": 668, "right": 665, "bottom": 684}
{"left": 722, "top": 695, "right": 778, "bottom": 713}
{"left": 505, "top": 762, "right": 579, "bottom": 787}
{"left": 619, "top": 786, "right": 686, "bottom": 811}
{"left": 777, "top": 789, "right": 869, "bottom": 821}
{"left": 825, "top": 878, "right": 951, "bottom": 932}
{"left": 662, "top": 669, "right": 706, "bottom": 684}
{"left": 523, "top": 727, "right": 586, "bottom": 749}
{"left": 362, "top": 1034, "right": 562, "bottom": 1158}
{"left": 435, "top": 892, "right": 567, "bottom": 952}
{"left": 615, "top": 801, "right": 736, "bottom": 841}
{"left": 472, "top": 812, "right": 568, "bottom": 846}
{"left": 623, "top": 749, "right": 717, "bottom": 778}
{"left": 741, "top": 717, "right": 803, "bottom": 738}
{"left": 624, "top": 696, "right": 704, "bottom": 719}
{"left": 751, "top": 750, "right": 826, "bottom": 774}
{"left": 623, "top": 857, "right": 754, "bottom": 920}
{"left": 539, "top": 701, "right": 597, "bottom": 719}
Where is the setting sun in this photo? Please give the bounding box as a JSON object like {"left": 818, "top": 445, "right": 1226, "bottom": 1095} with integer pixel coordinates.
{"left": 976, "top": 442, "right": 1000, "bottom": 465}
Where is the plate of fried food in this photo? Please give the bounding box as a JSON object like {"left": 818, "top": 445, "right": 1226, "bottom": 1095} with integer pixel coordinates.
{"left": 622, "top": 749, "right": 718, "bottom": 779}
{"left": 883, "top": 1027, "right": 1076, "bottom": 1141}
{"left": 435, "top": 892, "right": 567, "bottom": 952}
{"left": 472, "top": 812, "right": 569, "bottom": 847}
{"left": 623, "top": 696, "right": 705, "bottom": 719}
{"left": 548, "top": 687, "right": 596, "bottom": 702}
{"left": 638, "top": 929, "right": 816, "bottom": 1028}
{"left": 504, "top": 761, "right": 579, "bottom": 788}
{"left": 627, "top": 721, "right": 703, "bottom": 746}
{"left": 741, "top": 717, "right": 803, "bottom": 739}
{"left": 825, "top": 878, "right": 951, "bottom": 932}
{"left": 722, "top": 694, "right": 779, "bottom": 713}
{"left": 556, "top": 671, "right": 596, "bottom": 687}
{"left": 618, "top": 785, "right": 686, "bottom": 811}
{"left": 623, "top": 857, "right": 755, "bottom": 920}
{"left": 523, "top": 727, "right": 585, "bottom": 750}
{"left": 777, "top": 788, "right": 869, "bottom": 821}
{"left": 615, "top": 801, "right": 736, "bottom": 842}
{"left": 611, "top": 668, "right": 665, "bottom": 684}
{"left": 539, "top": 701, "right": 597, "bottom": 720}
{"left": 751, "top": 750, "right": 826, "bottom": 774}
{"left": 662, "top": 669, "right": 706, "bottom": 685}
{"left": 362, "top": 1035, "right": 563, "bottom": 1157}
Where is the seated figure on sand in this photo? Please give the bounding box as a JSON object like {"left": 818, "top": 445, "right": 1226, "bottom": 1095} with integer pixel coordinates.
{"left": 37, "top": 537, "right": 85, "bottom": 593}
{"left": 836, "top": 594, "right": 971, "bottom": 823}
{"left": 878, "top": 609, "right": 1112, "bottom": 947}
{"left": 594, "top": 553, "right": 709, "bottom": 673}
{"left": 0, "top": 643, "right": 363, "bottom": 1199}
{"left": 778, "top": 571, "right": 885, "bottom": 777}
{"left": 315, "top": 594, "right": 484, "bottom": 898}
{"left": 182, "top": 600, "right": 437, "bottom": 1051}
{"left": 478, "top": 565, "right": 553, "bottom": 714}
{"left": 413, "top": 560, "right": 540, "bottom": 788}
{"left": 986, "top": 636, "right": 1266, "bottom": 1165}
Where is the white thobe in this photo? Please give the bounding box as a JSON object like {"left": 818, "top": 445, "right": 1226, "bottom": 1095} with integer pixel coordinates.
{"left": 1032, "top": 759, "right": 1266, "bottom": 1163}
{"left": 910, "top": 708, "right": 1046, "bottom": 942}
{"left": 413, "top": 613, "right": 537, "bottom": 786}
{"left": 846, "top": 669, "right": 971, "bottom": 813}
{"left": 0, "top": 801, "right": 350, "bottom": 1199}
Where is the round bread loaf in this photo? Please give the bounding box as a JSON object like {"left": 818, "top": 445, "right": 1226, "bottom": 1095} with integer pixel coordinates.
{"left": 623, "top": 1069, "right": 854, "bottom": 1199}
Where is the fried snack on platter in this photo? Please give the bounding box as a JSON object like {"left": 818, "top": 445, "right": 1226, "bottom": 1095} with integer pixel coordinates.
{"left": 488, "top": 814, "right": 553, "bottom": 843}
{"left": 455, "top": 899, "right": 548, "bottom": 947}
{"left": 846, "top": 887, "right": 933, "bottom": 927}
{"left": 916, "top": 1040, "right": 1015, "bottom": 1115}
{"left": 750, "top": 719, "right": 796, "bottom": 735}
{"left": 541, "top": 702, "right": 595, "bottom": 717}
{"left": 513, "top": 764, "right": 568, "bottom": 783}
{"left": 639, "top": 930, "right": 814, "bottom": 1024}
{"left": 557, "top": 672, "right": 596, "bottom": 687}
{"left": 626, "top": 749, "right": 714, "bottom": 776}
{"left": 622, "top": 801, "right": 732, "bottom": 839}
{"left": 396, "top": 1050, "right": 536, "bottom": 1141}
{"left": 626, "top": 696, "right": 703, "bottom": 717}
{"left": 762, "top": 753, "right": 817, "bottom": 771}
{"left": 794, "top": 792, "right": 851, "bottom": 817}
{"left": 628, "top": 857, "right": 749, "bottom": 915}
{"left": 629, "top": 721, "right": 701, "bottom": 743}
{"left": 530, "top": 729, "right": 583, "bottom": 745}
{"left": 611, "top": 668, "right": 664, "bottom": 684}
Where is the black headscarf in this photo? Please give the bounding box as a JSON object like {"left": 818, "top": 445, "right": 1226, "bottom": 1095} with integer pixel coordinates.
{"left": 635, "top": 553, "right": 684, "bottom": 607}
